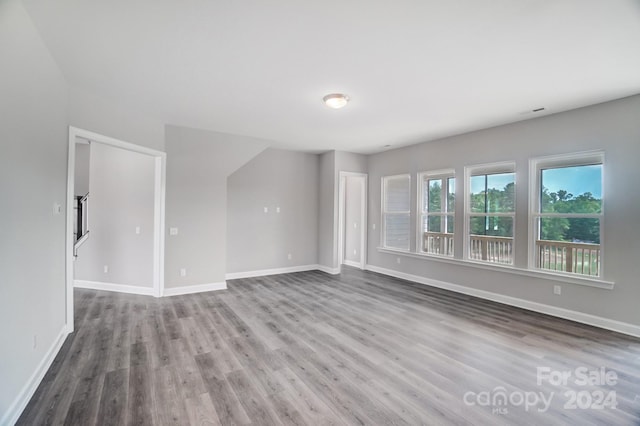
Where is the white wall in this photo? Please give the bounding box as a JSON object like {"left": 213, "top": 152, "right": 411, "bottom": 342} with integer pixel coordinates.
{"left": 227, "top": 149, "right": 319, "bottom": 273}
{"left": 74, "top": 143, "right": 156, "bottom": 287}
{"left": 367, "top": 95, "right": 640, "bottom": 327}
{"left": 165, "top": 125, "right": 268, "bottom": 287}
{"left": 0, "top": 0, "right": 69, "bottom": 421}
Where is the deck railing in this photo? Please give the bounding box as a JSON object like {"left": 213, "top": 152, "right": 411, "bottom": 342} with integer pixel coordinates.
{"left": 469, "top": 235, "right": 513, "bottom": 264}
{"left": 422, "top": 232, "right": 454, "bottom": 256}
{"left": 424, "top": 234, "right": 601, "bottom": 276}
{"left": 536, "top": 240, "right": 600, "bottom": 276}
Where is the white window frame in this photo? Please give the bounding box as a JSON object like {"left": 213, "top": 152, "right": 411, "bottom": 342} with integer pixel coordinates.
{"left": 529, "top": 151, "right": 604, "bottom": 277}
{"left": 417, "top": 169, "right": 455, "bottom": 257}
{"left": 381, "top": 174, "right": 411, "bottom": 251}
{"left": 464, "top": 161, "right": 516, "bottom": 264}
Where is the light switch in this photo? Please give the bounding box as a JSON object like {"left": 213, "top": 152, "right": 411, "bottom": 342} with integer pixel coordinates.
{"left": 264, "top": 207, "right": 269, "bottom": 213}
{"left": 180, "top": 268, "right": 187, "bottom": 277}
{"left": 372, "top": 224, "right": 376, "bottom": 230}
{"left": 135, "top": 226, "right": 141, "bottom": 235}
{"left": 169, "top": 227, "right": 178, "bottom": 236}
{"left": 276, "top": 207, "right": 281, "bottom": 213}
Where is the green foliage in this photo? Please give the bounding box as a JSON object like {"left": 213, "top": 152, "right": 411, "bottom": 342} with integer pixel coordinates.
{"left": 540, "top": 188, "right": 601, "bottom": 243}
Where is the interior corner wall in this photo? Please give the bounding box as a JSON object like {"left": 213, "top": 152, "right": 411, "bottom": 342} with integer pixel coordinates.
{"left": 317, "top": 151, "right": 337, "bottom": 268}
{"left": 227, "top": 148, "right": 320, "bottom": 273}
{"left": 318, "top": 151, "right": 369, "bottom": 270}
{"left": 367, "top": 94, "right": 640, "bottom": 327}
{"left": 164, "top": 125, "right": 268, "bottom": 288}
{"left": 74, "top": 143, "right": 156, "bottom": 288}
{"left": 0, "top": 0, "right": 69, "bottom": 420}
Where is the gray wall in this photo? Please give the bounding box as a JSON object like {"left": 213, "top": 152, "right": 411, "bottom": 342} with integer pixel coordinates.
{"left": 165, "top": 125, "right": 268, "bottom": 287}
{"left": 0, "top": 0, "right": 69, "bottom": 419}
{"left": 344, "top": 176, "right": 364, "bottom": 264}
{"left": 69, "top": 86, "right": 166, "bottom": 152}
{"left": 367, "top": 95, "right": 640, "bottom": 326}
{"left": 318, "top": 151, "right": 369, "bottom": 270}
{"left": 74, "top": 143, "right": 156, "bottom": 287}
{"left": 74, "top": 143, "right": 90, "bottom": 197}
{"left": 227, "top": 149, "right": 319, "bottom": 273}
{"left": 317, "top": 151, "right": 336, "bottom": 268}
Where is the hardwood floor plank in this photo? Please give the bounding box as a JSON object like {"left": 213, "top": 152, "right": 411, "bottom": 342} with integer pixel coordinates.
{"left": 96, "top": 368, "right": 129, "bottom": 426}
{"left": 17, "top": 268, "right": 640, "bottom": 425}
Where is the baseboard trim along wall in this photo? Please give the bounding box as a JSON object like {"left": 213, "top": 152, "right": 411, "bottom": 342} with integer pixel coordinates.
{"left": 2, "top": 325, "right": 69, "bottom": 426}
{"left": 365, "top": 264, "right": 640, "bottom": 339}
{"left": 74, "top": 280, "right": 155, "bottom": 296}
{"left": 315, "top": 264, "right": 341, "bottom": 275}
{"left": 163, "top": 282, "right": 227, "bottom": 297}
{"left": 226, "top": 264, "right": 322, "bottom": 280}
{"left": 342, "top": 260, "right": 362, "bottom": 269}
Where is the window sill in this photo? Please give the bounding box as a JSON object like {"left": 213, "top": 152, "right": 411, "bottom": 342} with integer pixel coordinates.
{"left": 377, "top": 247, "right": 615, "bottom": 290}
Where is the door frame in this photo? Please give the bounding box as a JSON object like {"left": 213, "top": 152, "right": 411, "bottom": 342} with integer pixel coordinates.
{"left": 65, "top": 127, "right": 166, "bottom": 332}
{"left": 338, "top": 172, "right": 368, "bottom": 270}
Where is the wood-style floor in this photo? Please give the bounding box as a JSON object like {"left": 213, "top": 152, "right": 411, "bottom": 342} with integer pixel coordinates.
{"left": 18, "top": 267, "right": 640, "bottom": 425}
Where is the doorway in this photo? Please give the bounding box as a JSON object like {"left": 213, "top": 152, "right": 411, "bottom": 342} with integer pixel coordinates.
{"left": 338, "top": 172, "right": 368, "bottom": 270}
{"left": 65, "top": 127, "right": 166, "bottom": 332}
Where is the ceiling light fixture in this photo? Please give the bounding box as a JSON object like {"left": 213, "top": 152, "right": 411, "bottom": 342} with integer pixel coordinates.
{"left": 323, "top": 93, "right": 349, "bottom": 109}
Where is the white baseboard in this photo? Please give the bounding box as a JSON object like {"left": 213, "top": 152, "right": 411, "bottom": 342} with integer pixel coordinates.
{"left": 315, "top": 264, "right": 341, "bottom": 275}
{"left": 226, "top": 264, "right": 320, "bottom": 280}
{"left": 1, "top": 325, "right": 70, "bottom": 426}
{"left": 163, "top": 281, "right": 227, "bottom": 296}
{"left": 342, "top": 260, "right": 362, "bottom": 269}
{"left": 74, "top": 280, "right": 155, "bottom": 296}
{"left": 365, "top": 264, "right": 640, "bottom": 339}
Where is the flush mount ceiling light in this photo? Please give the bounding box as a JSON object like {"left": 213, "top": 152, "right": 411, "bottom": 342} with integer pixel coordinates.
{"left": 323, "top": 93, "right": 349, "bottom": 109}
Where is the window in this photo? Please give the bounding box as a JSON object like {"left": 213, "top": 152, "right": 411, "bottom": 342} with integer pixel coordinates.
{"left": 418, "top": 170, "right": 455, "bottom": 256}
{"left": 466, "top": 163, "right": 515, "bottom": 264}
{"left": 531, "top": 152, "right": 603, "bottom": 277}
{"left": 382, "top": 174, "right": 411, "bottom": 250}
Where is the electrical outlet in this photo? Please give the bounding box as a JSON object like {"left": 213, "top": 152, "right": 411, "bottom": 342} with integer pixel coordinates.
{"left": 52, "top": 203, "right": 62, "bottom": 215}
{"left": 264, "top": 207, "right": 269, "bottom": 213}
{"left": 287, "top": 253, "right": 292, "bottom": 260}
{"left": 169, "top": 227, "right": 178, "bottom": 236}
{"left": 353, "top": 249, "right": 357, "bottom": 255}
{"left": 135, "top": 226, "right": 141, "bottom": 234}
{"left": 103, "top": 265, "right": 109, "bottom": 274}
{"left": 553, "top": 285, "right": 562, "bottom": 295}
{"left": 353, "top": 222, "right": 357, "bottom": 228}
{"left": 180, "top": 268, "right": 187, "bottom": 277}
{"left": 396, "top": 257, "right": 401, "bottom": 264}
{"left": 372, "top": 224, "right": 376, "bottom": 230}
{"left": 276, "top": 206, "right": 281, "bottom": 213}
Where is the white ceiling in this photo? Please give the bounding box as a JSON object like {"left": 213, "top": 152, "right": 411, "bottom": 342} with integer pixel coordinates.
{"left": 24, "top": 0, "right": 640, "bottom": 153}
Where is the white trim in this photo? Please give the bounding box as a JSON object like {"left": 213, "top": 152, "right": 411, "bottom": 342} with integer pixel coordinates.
{"left": 74, "top": 280, "right": 156, "bottom": 296}
{"left": 1, "top": 326, "right": 70, "bottom": 426}
{"left": 528, "top": 151, "right": 605, "bottom": 275}
{"left": 364, "top": 264, "right": 638, "bottom": 338}
{"left": 463, "top": 161, "right": 516, "bottom": 264}
{"left": 66, "top": 126, "right": 166, "bottom": 334}
{"left": 338, "top": 172, "right": 368, "bottom": 270}
{"left": 381, "top": 174, "right": 411, "bottom": 251}
{"left": 316, "top": 264, "right": 341, "bottom": 275}
{"left": 162, "top": 282, "right": 227, "bottom": 296}
{"left": 343, "top": 259, "right": 361, "bottom": 268}
{"left": 65, "top": 130, "right": 76, "bottom": 332}
{"left": 417, "top": 169, "right": 455, "bottom": 255}
{"left": 377, "top": 247, "right": 614, "bottom": 289}
{"left": 225, "top": 264, "right": 321, "bottom": 280}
